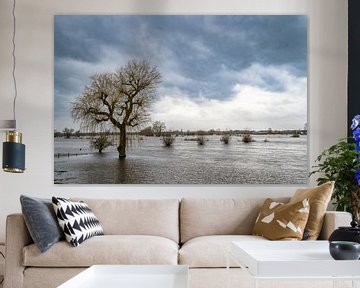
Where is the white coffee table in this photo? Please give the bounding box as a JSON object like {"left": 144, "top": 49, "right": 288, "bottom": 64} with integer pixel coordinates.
{"left": 58, "top": 265, "right": 189, "bottom": 288}
{"left": 228, "top": 241, "right": 360, "bottom": 288}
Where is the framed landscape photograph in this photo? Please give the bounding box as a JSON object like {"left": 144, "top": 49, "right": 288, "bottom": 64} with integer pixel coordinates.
{"left": 54, "top": 15, "right": 308, "bottom": 184}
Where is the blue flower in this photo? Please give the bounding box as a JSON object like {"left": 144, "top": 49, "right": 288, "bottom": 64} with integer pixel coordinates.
{"left": 351, "top": 115, "right": 360, "bottom": 186}
{"left": 352, "top": 115, "right": 360, "bottom": 130}
{"left": 356, "top": 168, "right": 360, "bottom": 186}
{"left": 353, "top": 128, "right": 360, "bottom": 142}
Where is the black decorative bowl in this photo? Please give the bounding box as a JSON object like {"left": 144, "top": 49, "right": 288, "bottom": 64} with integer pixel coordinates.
{"left": 329, "top": 241, "right": 360, "bottom": 260}
{"left": 329, "top": 221, "right": 360, "bottom": 244}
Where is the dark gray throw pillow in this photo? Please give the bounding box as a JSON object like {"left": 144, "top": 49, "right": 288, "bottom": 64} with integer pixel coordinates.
{"left": 20, "top": 195, "right": 64, "bottom": 253}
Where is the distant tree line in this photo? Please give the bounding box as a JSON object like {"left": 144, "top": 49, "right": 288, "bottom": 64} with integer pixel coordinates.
{"left": 54, "top": 129, "right": 115, "bottom": 139}
{"left": 138, "top": 127, "right": 307, "bottom": 137}
{"left": 55, "top": 127, "right": 307, "bottom": 139}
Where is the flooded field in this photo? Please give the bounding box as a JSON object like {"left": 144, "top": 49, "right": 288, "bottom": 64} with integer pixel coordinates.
{"left": 54, "top": 135, "right": 308, "bottom": 184}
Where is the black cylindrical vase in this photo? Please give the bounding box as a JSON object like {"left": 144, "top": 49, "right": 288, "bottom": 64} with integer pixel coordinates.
{"left": 2, "top": 131, "right": 25, "bottom": 173}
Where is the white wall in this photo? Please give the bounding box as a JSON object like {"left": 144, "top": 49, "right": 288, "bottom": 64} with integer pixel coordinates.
{"left": 0, "top": 0, "right": 348, "bottom": 242}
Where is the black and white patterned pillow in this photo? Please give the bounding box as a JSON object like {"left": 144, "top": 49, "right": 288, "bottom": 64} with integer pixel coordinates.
{"left": 52, "top": 197, "right": 104, "bottom": 247}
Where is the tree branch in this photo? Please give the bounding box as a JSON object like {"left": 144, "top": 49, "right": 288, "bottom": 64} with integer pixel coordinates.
{"left": 100, "top": 92, "right": 113, "bottom": 114}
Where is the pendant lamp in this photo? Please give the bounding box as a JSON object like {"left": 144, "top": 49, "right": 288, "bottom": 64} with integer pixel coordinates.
{"left": 1, "top": 0, "right": 25, "bottom": 173}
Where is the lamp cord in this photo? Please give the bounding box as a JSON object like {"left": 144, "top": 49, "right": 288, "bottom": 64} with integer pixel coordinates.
{"left": 12, "top": 0, "right": 17, "bottom": 129}
{"left": 0, "top": 251, "right": 4, "bottom": 284}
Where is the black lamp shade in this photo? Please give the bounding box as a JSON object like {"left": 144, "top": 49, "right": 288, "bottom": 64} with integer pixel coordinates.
{"left": 3, "top": 141, "right": 25, "bottom": 173}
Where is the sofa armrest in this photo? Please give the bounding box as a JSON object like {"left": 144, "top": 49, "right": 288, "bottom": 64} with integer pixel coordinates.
{"left": 318, "top": 211, "right": 352, "bottom": 240}
{"left": 4, "top": 213, "right": 33, "bottom": 288}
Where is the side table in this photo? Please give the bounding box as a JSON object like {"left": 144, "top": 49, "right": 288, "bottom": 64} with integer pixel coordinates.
{"left": 227, "top": 240, "right": 360, "bottom": 288}
{"left": 58, "top": 265, "right": 189, "bottom": 288}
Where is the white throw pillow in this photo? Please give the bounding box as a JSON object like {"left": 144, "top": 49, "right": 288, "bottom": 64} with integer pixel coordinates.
{"left": 52, "top": 197, "right": 103, "bottom": 247}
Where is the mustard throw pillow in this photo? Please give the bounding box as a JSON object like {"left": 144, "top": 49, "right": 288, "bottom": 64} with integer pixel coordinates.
{"left": 289, "top": 181, "right": 334, "bottom": 240}
{"left": 252, "top": 198, "right": 310, "bottom": 240}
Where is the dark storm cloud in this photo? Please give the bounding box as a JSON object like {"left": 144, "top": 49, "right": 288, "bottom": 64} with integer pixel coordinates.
{"left": 55, "top": 16, "right": 306, "bottom": 66}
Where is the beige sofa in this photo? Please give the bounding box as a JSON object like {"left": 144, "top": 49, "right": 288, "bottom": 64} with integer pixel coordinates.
{"left": 4, "top": 198, "right": 352, "bottom": 288}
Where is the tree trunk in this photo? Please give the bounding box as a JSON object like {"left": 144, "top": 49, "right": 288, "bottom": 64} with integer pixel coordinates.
{"left": 117, "top": 125, "right": 126, "bottom": 158}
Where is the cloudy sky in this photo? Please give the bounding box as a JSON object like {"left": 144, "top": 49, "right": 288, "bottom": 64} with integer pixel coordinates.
{"left": 54, "top": 15, "right": 307, "bottom": 132}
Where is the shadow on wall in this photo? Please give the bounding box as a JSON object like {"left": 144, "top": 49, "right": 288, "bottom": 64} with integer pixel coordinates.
{"left": 129, "top": 0, "right": 172, "bottom": 13}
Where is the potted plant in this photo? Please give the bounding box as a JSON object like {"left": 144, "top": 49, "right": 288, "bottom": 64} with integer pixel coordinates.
{"left": 310, "top": 115, "right": 360, "bottom": 222}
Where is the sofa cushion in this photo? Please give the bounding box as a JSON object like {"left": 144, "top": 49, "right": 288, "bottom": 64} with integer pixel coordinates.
{"left": 252, "top": 198, "right": 310, "bottom": 240}
{"left": 180, "top": 198, "right": 288, "bottom": 243}
{"left": 290, "top": 181, "right": 334, "bottom": 240}
{"left": 72, "top": 198, "right": 179, "bottom": 243}
{"left": 23, "top": 235, "right": 178, "bottom": 267}
{"left": 179, "top": 235, "right": 267, "bottom": 268}
{"left": 20, "top": 195, "right": 64, "bottom": 253}
{"left": 52, "top": 197, "right": 104, "bottom": 247}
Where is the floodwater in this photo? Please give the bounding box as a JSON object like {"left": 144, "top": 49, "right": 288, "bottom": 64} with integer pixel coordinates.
{"left": 54, "top": 135, "right": 308, "bottom": 184}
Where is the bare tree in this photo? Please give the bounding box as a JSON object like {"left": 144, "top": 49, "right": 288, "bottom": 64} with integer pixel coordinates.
{"left": 63, "top": 128, "right": 74, "bottom": 139}
{"left": 153, "top": 121, "right": 166, "bottom": 137}
{"left": 71, "top": 59, "right": 161, "bottom": 158}
{"left": 91, "top": 134, "right": 112, "bottom": 153}
{"left": 75, "top": 130, "right": 81, "bottom": 138}
{"left": 220, "top": 134, "right": 231, "bottom": 144}
{"left": 196, "top": 130, "right": 206, "bottom": 145}
{"left": 242, "top": 133, "right": 253, "bottom": 143}
{"left": 162, "top": 132, "right": 175, "bottom": 147}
